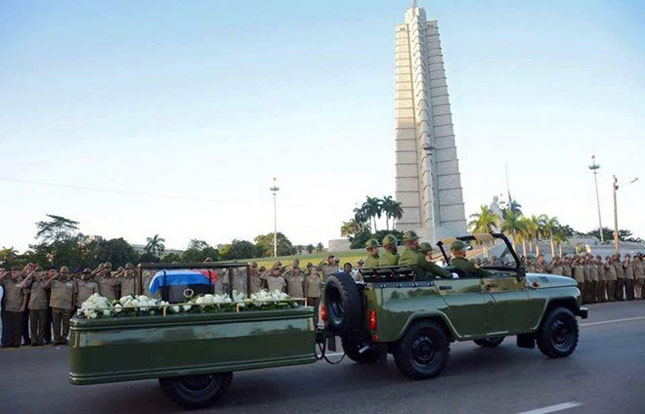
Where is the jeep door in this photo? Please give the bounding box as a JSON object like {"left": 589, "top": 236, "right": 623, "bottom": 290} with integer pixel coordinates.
{"left": 434, "top": 278, "right": 501, "bottom": 338}
{"left": 481, "top": 272, "right": 529, "bottom": 334}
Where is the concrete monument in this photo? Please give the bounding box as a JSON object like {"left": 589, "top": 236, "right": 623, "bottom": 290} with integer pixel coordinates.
{"left": 394, "top": 2, "right": 467, "bottom": 241}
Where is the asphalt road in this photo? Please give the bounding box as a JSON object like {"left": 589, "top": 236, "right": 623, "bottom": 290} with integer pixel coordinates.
{"left": 1, "top": 301, "right": 644, "bottom": 414}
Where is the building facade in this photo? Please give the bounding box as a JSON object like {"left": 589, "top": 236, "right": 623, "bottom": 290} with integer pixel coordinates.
{"left": 394, "top": 4, "right": 466, "bottom": 241}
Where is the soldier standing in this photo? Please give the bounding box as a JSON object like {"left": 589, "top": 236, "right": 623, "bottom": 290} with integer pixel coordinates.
{"left": 364, "top": 239, "right": 380, "bottom": 268}
{"left": 75, "top": 268, "right": 99, "bottom": 308}
{"left": 111, "top": 263, "right": 137, "bottom": 299}
{"left": 352, "top": 259, "right": 365, "bottom": 282}
{"left": 283, "top": 260, "right": 305, "bottom": 298}
{"left": 318, "top": 255, "right": 337, "bottom": 280}
{"left": 546, "top": 256, "right": 564, "bottom": 276}
{"left": 249, "top": 262, "right": 263, "bottom": 294}
{"left": 18, "top": 267, "right": 49, "bottom": 346}
{"left": 572, "top": 257, "right": 585, "bottom": 303}
{"left": 561, "top": 257, "right": 573, "bottom": 278}
{"left": 623, "top": 254, "right": 635, "bottom": 300}
{"left": 589, "top": 258, "right": 599, "bottom": 303}
{"left": 534, "top": 254, "right": 547, "bottom": 273}
{"left": 613, "top": 254, "right": 625, "bottom": 301}
{"left": 604, "top": 256, "right": 617, "bottom": 302}
{"left": 634, "top": 254, "right": 644, "bottom": 299}
{"left": 596, "top": 256, "right": 607, "bottom": 302}
{"left": 378, "top": 234, "right": 400, "bottom": 266}
{"left": 304, "top": 264, "right": 322, "bottom": 322}
{"left": 0, "top": 268, "right": 28, "bottom": 347}
{"left": 266, "top": 266, "right": 287, "bottom": 292}
{"left": 97, "top": 262, "right": 117, "bottom": 300}
{"left": 45, "top": 266, "right": 77, "bottom": 345}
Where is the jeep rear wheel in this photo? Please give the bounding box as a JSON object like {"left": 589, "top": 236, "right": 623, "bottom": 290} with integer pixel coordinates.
{"left": 342, "top": 333, "right": 380, "bottom": 364}
{"left": 393, "top": 320, "right": 449, "bottom": 380}
{"left": 324, "top": 272, "right": 362, "bottom": 334}
{"left": 159, "top": 372, "right": 233, "bottom": 409}
{"left": 473, "top": 337, "right": 505, "bottom": 348}
{"left": 536, "top": 307, "right": 579, "bottom": 358}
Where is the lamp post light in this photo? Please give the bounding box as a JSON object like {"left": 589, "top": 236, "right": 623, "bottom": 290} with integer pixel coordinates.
{"left": 270, "top": 177, "right": 280, "bottom": 258}
{"left": 612, "top": 175, "right": 639, "bottom": 255}
{"left": 588, "top": 155, "right": 603, "bottom": 243}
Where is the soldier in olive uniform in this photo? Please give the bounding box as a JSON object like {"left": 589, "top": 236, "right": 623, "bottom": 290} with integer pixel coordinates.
{"left": 266, "top": 266, "right": 287, "bottom": 292}
{"left": 75, "top": 268, "right": 99, "bottom": 308}
{"left": 249, "top": 262, "right": 263, "bottom": 294}
{"left": 0, "top": 268, "right": 28, "bottom": 347}
{"left": 604, "top": 256, "right": 617, "bottom": 302}
{"left": 419, "top": 242, "right": 433, "bottom": 261}
{"left": 561, "top": 257, "right": 573, "bottom": 278}
{"left": 572, "top": 257, "right": 586, "bottom": 302}
{"left": 18, "top": 267, "right": 49, "bottom": 346}
{"left": 304, "top": 264, "right": 322, "bottom": 322}
{"left": 45, "top": 266, "right": 77, "bottom": 345}
{"left": 623, "top": 254, "right": 635, "bottom": 300}
{"left": 399, "top": 231, "right": 451, "bottom": 279}
{"left": 546, "top": 256, "right": 564, "bottom": 276}
{"left": 97, "top": 262, "right": 117, "bottom": 300}
{"left": 634, "top": 254, "right": 644, "bottom": 299}
{"left": 364, "top": 239, "right": 380, "bottom": 268}
{"left": 283, "top": 260, "right": 305, "bottom": 298}
{"left": 596, "top": 256, "right": 607, "bottom": 302}
{"left": 378, "top": 234, "right": 399, "bottom": 266}
{"left": 613, "top": 254, "right": 625, "bottom": 301}
{"left": 111, "top": 263, "right": 137, "bottom": 299}
{"left": 534, "top": 254, "right": 547, "bottom": 274}
{"left": 318, "top": 255, "right": 337, "bottom": 280}
{"left": 449, "top": 241, "right": 491, "bottom": 278}
{"left": 589, "top": 258, "right": 599, "bottom": 303}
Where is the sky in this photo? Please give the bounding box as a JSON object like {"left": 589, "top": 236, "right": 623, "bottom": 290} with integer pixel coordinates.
{"left": 1, "top": 0, "right": 644, "bottom": 252}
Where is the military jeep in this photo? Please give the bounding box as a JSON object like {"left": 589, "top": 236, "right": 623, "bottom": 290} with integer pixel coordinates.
{"left": 322, "top": 233, "right": 588, "bottom": 380}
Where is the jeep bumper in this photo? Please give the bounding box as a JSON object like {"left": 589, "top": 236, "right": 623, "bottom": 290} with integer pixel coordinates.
{"left": 575, "top": 307, "right": 588, "bottom": 319}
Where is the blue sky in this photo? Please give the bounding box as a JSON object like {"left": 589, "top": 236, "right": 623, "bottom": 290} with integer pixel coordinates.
{"left": 1, "top": 0, "right": 643, "bottom": 251}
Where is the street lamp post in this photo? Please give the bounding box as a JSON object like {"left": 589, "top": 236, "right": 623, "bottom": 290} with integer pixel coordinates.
{"left": 588, "top": 155, "right": 603, "bottom": 243}
{"left": 612, "top": 175, "right": 639, "bottom": 255}
{"left": 270, "top": 177, "right": 280, "bottom": 258}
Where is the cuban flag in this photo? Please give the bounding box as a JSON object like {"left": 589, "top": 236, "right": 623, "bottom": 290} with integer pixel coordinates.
{"left": 149, "top": 269, "right": 218, "bottom": 293}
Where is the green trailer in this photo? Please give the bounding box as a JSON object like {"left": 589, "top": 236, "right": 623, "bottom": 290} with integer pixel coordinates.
{"left": 69, "top": 306, "right": 316, "bottom": 408}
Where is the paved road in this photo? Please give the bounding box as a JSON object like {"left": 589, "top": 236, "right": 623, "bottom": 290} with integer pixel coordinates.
{"left": 1, "top": 301, "right": 644, "bottom": 414}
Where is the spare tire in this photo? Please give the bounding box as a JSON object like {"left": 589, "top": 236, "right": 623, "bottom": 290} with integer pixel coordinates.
{"left": 324, "top": 272, "right": 363, "bottom": 334}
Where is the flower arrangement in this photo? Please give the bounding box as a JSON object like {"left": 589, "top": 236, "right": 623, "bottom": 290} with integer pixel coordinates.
{"left": 77, "top": 289, "right": 299, "bottom": 319}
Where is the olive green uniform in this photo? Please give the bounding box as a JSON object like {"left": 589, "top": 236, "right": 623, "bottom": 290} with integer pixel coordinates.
{"left": 304, "top": 271, "right": 322, "bottom": 322}
{"left": 634, "top": 260, "right": 645, "bottom": 299}
{"left": 97, "top": 275, "right": 117, "bottom": 300}
{"left": 0, "top": 277, "right": 27, "bottom": 347}
{"left": 614, "top": 262, "right": 625, "bottom": 300}
{"left": 399, "top": 247, "right": 451, "bottom": 279}
{"left": 378, "top": 250, "right": 399, "bottom": 266}
{"left": 450, "top": 257, "right": 492, "bottom": 278}
{"left": 75, "top": 279, "right": 99, "bottom": 306}
{"left": 589, "top": 264, "right": 599, "bottom": 303}
{"left": 49, "top": 278, "right": 77, "bottom": 344}
{"left": 27, "top": 277, "right": 49, "bottom": 346}
{"left": 365, "top": 254, "right": 380, "bottom": 268}
{"left": 624, "top": 262, "right": 635, "bottom": 300}
{"left": 249, "top": 270, "right": 263, "bottom": 294}
{"left": 284, "top": 270, "right": 305, "bottom": 298}
{"left": 266, "top": 275, "right": 287, "bottom": 292}
{"left": 112, "top": 275, "right": 137, "bottom": 299}
{"left": 605, "top": 263, "right": 617, "bottom": 301}
{"left": 318, "top": 263, "right": 337, "bottom": 280}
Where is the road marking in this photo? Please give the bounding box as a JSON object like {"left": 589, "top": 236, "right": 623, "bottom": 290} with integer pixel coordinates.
{"left": 581, "top": 315, "right": 645, "bottom": 327}
{"left": 517, "top": 401, "right": 583, "bottom": 414}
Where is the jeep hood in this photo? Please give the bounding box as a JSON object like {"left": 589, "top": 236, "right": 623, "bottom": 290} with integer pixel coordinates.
{"left": 526, "top": 273, "right": 578, "bottom": 288}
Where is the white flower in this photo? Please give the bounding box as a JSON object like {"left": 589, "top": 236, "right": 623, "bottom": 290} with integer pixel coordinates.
{"left": 183, "top": 304, "right": 192, "bottom": 311}
{"left": 171, "top": 305, "right": 181, "bottom": 313}
{"left": 114, "top": 304, "right": 122, "bottom": 313}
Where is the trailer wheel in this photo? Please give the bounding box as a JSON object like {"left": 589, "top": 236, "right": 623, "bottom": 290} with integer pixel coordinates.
{"left": 324, "top": 272, "right": 362, "bottom": 334}
{"left": 159, "top": 372, "right": 233, "bottom": 409}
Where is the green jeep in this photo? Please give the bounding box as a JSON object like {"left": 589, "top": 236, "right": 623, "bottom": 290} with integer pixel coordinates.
{"left": 322, "top": 233, "right": 588, "bottom": 380}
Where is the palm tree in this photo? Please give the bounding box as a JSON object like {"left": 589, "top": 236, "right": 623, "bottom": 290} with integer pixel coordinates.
{"left": 361, "top": 196, "right": 383, "bottom": 232}
{"left": 501, "top": 210, "right": 524, "bottom": 250}
{"left": 552, "top": 229, "right": 568, "bottom": 256}
{"left": 540, "top": 215, "right": 560, "bottom": 257}
{"left": 468, "top": 205, "right": 501, "bottom": 258}
{"left": 388, "top": 198, "right": 404, "bottom": 229}
{"left": 145, "top": 234, "right": 166, "bottom": 256}
{"left": 516, "top": 216, "right": 531, "bottom": 257}
{"left": 530, "top": 215, "right": 547, "bottom": 256}
{"left": 340, "top": 219, "right": 361, "bottom": 238}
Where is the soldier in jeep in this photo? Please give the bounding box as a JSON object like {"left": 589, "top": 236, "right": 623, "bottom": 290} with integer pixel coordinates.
{"left": 449, "top": 240, "right": 492, "bottom": 278}
{"left": 399, "top": 231, "right": 451, "bottom": 279}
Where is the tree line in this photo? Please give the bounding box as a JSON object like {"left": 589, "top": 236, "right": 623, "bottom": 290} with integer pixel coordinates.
{"left": 340, "top": 195, "right": 404, "bottom": 249}
{"left": 0, "top": 215, "right": 325, "bottom": 269}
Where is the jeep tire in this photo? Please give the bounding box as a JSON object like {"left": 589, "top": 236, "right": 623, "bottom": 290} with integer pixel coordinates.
{"left": 393, "top": 320, "right": 449, "bottom": 380}
{"left": 473, "top": 337, "right": 505, "bottom": 348}
{"left": 536, "top": 307, "right": 579, "bottom": 358}
{"left": 159, "top": 372, "right": 233, "bottom": 409}
{"left": 324, "top": 272, "right": 362, "bottom": 334}
{"left": 342, "top": 333, "right": 380, "bottom": 364}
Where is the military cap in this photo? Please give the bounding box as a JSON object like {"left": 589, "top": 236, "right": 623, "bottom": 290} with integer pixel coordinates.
{"left": 365, "top": 238, "right": 379, "bottom": 249}
{"left": 450, "top": 240, "right": 467, "bottom": 251}
{"left": 402, "top": 230, "right": 419, "bottom": 242}
{"left": 382, "top": 234, "right": 398, "bottom": 247}
{"left": 60, "top": 266, "right": 69, "bottom": 272}
{"left": 104, "top": 261, "right": 112, "bottom": 268}
{"left": 419, "top": 242, "right": 433, "bottom": 253}
{"left": 82, "top": 268, "right": 92, "bottom": 274}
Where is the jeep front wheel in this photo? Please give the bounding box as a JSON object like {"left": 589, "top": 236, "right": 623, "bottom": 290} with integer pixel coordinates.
{"left": 473, "top": 337, "right": 505, "bottom": 348}
{"left": 536, "top": 307, "right": 579, "bottom": 358}
{"left": 393, "top": 320, "right": 449, "bottom": 380}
